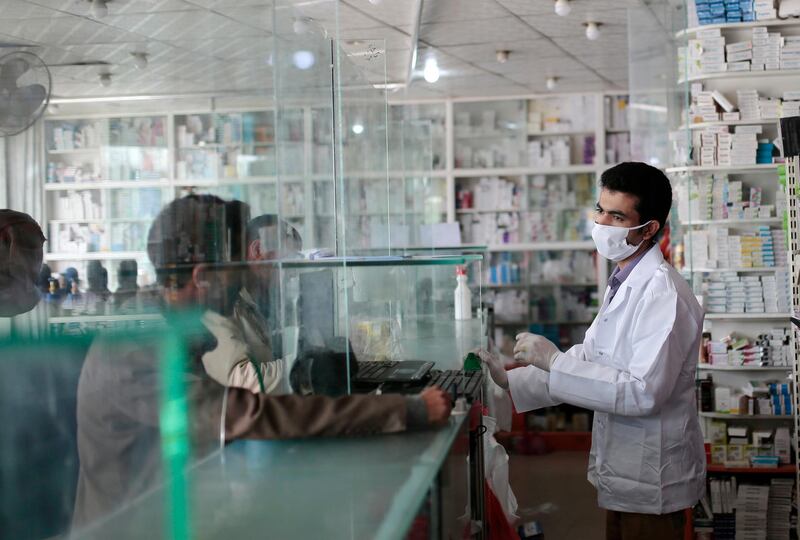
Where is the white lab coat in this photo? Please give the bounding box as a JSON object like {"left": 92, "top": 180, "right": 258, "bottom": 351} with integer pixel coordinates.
{"left": 507, "top": 244, "right": 706, "bottom": 514}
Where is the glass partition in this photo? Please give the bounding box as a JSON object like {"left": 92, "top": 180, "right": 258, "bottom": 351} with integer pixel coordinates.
{"left": 2, "top": 0, "right": 484, "bottom": 537}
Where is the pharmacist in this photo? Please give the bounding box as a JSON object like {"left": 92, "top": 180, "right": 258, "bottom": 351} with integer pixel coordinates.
{"left": 479, "top": 162, "right": 705, "bottom": 540}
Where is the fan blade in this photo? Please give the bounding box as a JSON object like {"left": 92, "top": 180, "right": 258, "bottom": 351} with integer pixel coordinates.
{"left": 0, "top": 57, "right": 30, "bottom": 92}
{"left": 10, "top": 84, "right": 46, "bottom": 118}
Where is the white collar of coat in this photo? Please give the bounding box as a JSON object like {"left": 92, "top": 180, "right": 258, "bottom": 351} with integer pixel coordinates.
{"left": 602, "top": 243, "right": 664, "bottom": 317}
{"left": 621, "top": 243, "right": 664, "bottom": 290}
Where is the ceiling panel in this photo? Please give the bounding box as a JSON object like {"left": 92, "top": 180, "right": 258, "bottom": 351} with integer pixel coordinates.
{"left": 496, "top": 0, "right": 643, "bottom": 17}
{"left": 419, "top": 17, "right": 536, "bottom": 47}
{"left": 439, "top": 39, "right": 564, "bottom": 65}
{"left": 421, "top": 0, "right": 510, "bottom": 23}
{"left": 520, "top": 11, "right": 629, "bottom": 39}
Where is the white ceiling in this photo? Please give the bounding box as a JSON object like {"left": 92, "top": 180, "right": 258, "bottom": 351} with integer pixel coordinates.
{"left": 0, "top": 0, "right": 678, "bottom": 101}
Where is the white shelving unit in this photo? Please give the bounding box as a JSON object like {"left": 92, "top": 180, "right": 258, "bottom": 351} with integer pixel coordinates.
{"left": 671, "top": 20, "right": 799, "bottom": 526}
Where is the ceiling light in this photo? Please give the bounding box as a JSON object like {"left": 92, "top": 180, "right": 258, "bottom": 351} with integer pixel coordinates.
{"left": 99, "top": 73, "right": 112, "bottom": 87}
{"left": 292, "top": 50, "right": 315, "bottom": 70}
{"left": 496, "top": 50, "right": 510, "bottom": 64}
{"left": 368, "top": 0, "right": 382, "bottom": 4}
{"left": 293, "top": 17, "right": 312, "bottom": 35}
{"left": 352, "top": 123, "right": 364, "bottom": 135}
{"left": 554, "top": 0, "right": 571, "bottom": 17}
{"left": 47, "top": 104, "right": 60, "bottom": 115}
{"left": 423, "top": 57, "right": 440, "bottom": 83}
{"left": 585, "top": 21, "right": 602, "bottom": 40}
{"left": 91, "top": 0, "right": 108, "bottom": 19}
{"left": 546, "top": 76, "right": 559, "bottom": 91}
{"left": 131, "top": 52, "right": 148, "bottom": 70}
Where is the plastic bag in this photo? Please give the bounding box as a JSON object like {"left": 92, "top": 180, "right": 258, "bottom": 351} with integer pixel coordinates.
{"left": 482, "top": 415, "right": 519, "bottom": 523}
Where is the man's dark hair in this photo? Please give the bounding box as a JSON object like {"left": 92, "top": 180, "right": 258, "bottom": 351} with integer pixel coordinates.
{"left": 245, "top": 214, "right": 303, "bottom": 253}
{"left": 147, "top": 194, "right": 251, "bottom": 287}
{"left": 599, "top": 162, "right": 673, "bottom": 232}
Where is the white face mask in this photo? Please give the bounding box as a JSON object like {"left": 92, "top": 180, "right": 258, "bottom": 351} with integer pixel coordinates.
{"left": 591, "top": 221, "right": 653, "bottom": 262}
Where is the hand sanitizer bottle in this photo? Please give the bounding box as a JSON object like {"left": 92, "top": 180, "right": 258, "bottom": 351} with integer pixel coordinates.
{"left": 454, "top": 266, "right": 472, "bottom": 320}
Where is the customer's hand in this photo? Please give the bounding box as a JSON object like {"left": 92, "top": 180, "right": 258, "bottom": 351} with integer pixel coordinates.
{"left": 475, "top": 349, "right": 509, "bottom": 390}
{"left": 514, "top": 333, "right": 559, "bottom": 372}
{"left": 420, "top": 387, "right": 452, "bottom": 426}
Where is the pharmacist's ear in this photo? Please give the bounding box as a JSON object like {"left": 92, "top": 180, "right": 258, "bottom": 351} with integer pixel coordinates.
{"left": 247, "top": 239, "right": 262, "bottom": 261}
{"left": 642, "top": 220, "right": 660, "bottom": 242}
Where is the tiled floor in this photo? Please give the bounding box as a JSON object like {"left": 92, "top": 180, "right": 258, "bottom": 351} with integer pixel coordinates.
{"left": 508, "top": 451, "right": 605, "bottom": 540}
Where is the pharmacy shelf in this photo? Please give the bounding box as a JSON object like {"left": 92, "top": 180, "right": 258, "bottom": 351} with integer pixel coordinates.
{"left": 485, "top": 282, "right": 596, "bottom": 288}
{"left": 48, "top": 218, "right": 155, "bottom": 225}
{"left": 677, "top": 19, "right": 800, "bottom": 38}
{"left": 454, "top": 164, "right": 599, "bottom": 177}
{"left": 483, "top": 283, "right": 529, "bottom": 289}
{"left": 679, "top": 118, "right": 781, "bottom": 130}
{"left": 172, "top": 176, "right": 307, "bottom": 186}
{"left": 699, "top": 412, "right": 794, "bottom": 420}
{"left": 456, "top": 208, "right": 521, "bottom": 214}
{"left": 679, "top": 69, "right": 800, "bottom": 84}
{"left": 495, "top": 320, "right": 593, "bottom": 326}
{"left": 527, "top": 128, "right": 594, "bottom": 137}
{"left": 686, "top": 266, "right": 787, "bottom": 273}
{"left": 706, "top": 465, "right": 796, "bottom": 475}
{"left": 697, "top": 365, "right": 791, "bottom": 371}
{"left": 683, "top": 217, "right": 782, "bottom": 226}
{"left": 45, "top": 180, "right": 171, "bottom": 190}
{"left": 48, "top": 313, "right": 164, "bottom": 324}
{"left": 47, "top": 148, "right": 101, "bottom": 154}
{"left": 604, "top": 128, "right": 630, "bottom": 134}
{"left": 44, "top": 251, "right": 147, "bottom": 261}
{"left": 178, "top": 143, "right": 275, "bottom": 149}
{"left": 666, "top": 164, "right": 779, "bottom": 174}
{"left": 704, "top": 313, "right": 790, "bottom": 321}
{"left": 453, "top": 131, "right": 522, "bottom": 140}
{"left": 487, "top": 241, "right": 595, "bottom": 252}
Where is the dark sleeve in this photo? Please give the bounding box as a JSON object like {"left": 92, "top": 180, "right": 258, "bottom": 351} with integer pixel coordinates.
{"left": 224, "top": 390, "right": 409, "bottom": 440}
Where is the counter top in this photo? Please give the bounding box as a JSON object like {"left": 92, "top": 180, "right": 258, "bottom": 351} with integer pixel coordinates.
{"left": 77, "top": 413, "right": 468, "bottom": 540}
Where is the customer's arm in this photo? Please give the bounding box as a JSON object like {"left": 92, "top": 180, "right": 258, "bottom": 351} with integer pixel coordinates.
{"left": 224, "top": 386, "right": 450, "bottom": 440}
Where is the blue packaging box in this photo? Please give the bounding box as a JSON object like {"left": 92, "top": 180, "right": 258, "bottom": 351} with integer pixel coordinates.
{"left": 743, "top": 13, "right": 755, "bottom": 20}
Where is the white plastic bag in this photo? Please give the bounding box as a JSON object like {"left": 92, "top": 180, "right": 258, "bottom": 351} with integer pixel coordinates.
{"left": 482, "top": 415, "right": 519, "bottom": 523}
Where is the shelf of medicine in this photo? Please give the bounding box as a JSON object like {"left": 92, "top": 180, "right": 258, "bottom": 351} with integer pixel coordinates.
{"left": 679, "top": 118, "right": 781, "bottom": 130}
{"left": 706, "top": 465, "right": 796, "bottom": 475}
{"left": 666, "top": 164, "right": 779, "bottom": 174}
{"left": 676, "top": 19, "right": 800, "bottom": 38}
{"left": 699, "top": 412, "right": 794, "bottom": 420}
{"left": 683, "top": 217, "right": 782, "bottom": 226}
{"left": 172, "top": 176, "right": 307, "bottom": 187}
{"left": 46, "top": 148, "right": 102, "bottom": 154}
{"left": 487, "top": 241, "right": 595, "bottom": 252}
{"left": 453, "top": 131, "right": 522, "bottom": 140}
{"left": 697, "top": 365, "right": 791, "bottom": 371}
{"left": 178, "top": 143, "right": 276, "bottom": 149}
{"left": 48, "top": 313, "right": 164, "bottom": 324}
{"left": 44, "top": 251, "right": 147, "bottom": 261}
{"left": 485, "top": 282, "right": 596, "bottom": 288}
{"left": 45, "top": 180, "right": 172, "bottom": 190}
{"left": 48, "top": 218, "right": 155, "bottom": 225}
{"left": 456, "top": 208, "right": 521, "bottom": 214}
{"left": 686, "top": 267, "right": 787, "bottom": 273}
{"left": 454, "top": 165, "right": 600, "bottom": 177}
{"left": 679, "top": 68, "right": 800, "bottom": 84}
{"left": 527, "top": 129, "right": 594, "bottom": 137}
{"left": 495, "top": 320, "right": 593, "bottom": 326}
{"left": 704, "top": 313, "right": 790, "bottom": 320}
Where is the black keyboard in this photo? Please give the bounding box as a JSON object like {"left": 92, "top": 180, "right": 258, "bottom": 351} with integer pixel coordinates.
{"left": 426, "top": 369, "right": 483, "bottom": 401}
{"left": 353, "top": 361, "right": 399, "bottom": 383}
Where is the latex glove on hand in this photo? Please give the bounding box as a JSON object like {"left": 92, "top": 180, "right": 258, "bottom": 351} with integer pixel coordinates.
{"left": 514, "top": 333, "right": 559, "bottom": 372}
{"left": 475, "top": 349, "right": 508, "bottom": 390}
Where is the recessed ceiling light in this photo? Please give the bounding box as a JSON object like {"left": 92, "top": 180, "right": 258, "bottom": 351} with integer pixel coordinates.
{"left": 131, "top": 52, "right": 148, "bottom": 70}
{"left": 496, "top": 50, "right": 510, "bottom": 64}
{"left": 585, "top": 21, "right": 602, "bottom": 41}
{"left": 98, "top": 73, "right": 112, "bottom": 87}
{"left": 546, "top": 76, "right": 559, "bottom": 90}
{"left": 293, "top": 17, "right": 312, "bottom": 35}
{"left": 352, "top": 123, "right": 364, "bottom": 134}
{"left": 554, "top": 0, "right": 571, "bottom": 17}
{"left": 292, "top": 50, "right": 315, "bottom": 70}
{"left": 91, "top": 0, "right": 108, "bottom": 19}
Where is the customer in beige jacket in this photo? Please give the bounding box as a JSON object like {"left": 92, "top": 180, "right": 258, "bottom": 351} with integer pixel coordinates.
{"left": 72, "top": 195, "right": 451, "bottom": 529}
